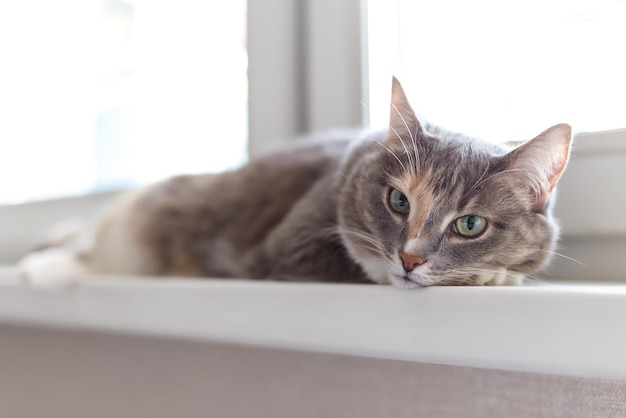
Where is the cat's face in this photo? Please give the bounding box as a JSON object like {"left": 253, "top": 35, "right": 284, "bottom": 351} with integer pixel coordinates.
{"left": 338, "top": 78, "right": 572, "bottom": 288}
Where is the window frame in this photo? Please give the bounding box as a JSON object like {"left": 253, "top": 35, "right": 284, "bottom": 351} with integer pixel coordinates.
{"left": 247, "top": 0, "right": 366, "bottom": 157}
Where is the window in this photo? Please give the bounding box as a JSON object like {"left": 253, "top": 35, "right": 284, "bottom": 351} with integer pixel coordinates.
{"left": 0, "top": 0, "right": 247, "bottom": 204}
{"left": 367, "top": 0, "right": 626, "bottom": 142}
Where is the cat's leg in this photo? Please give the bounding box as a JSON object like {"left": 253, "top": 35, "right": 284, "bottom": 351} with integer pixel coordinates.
{"left": 17, "top": 216, "right": 92, "bottom": 286}
{"left": 18, "top": 189, "right": 156, "bottom": 286}
{"left": 18, "top": 247, "right": 89, "bottom": 286}
{"left": 18, "top": 215, "right": 154, "bottom": 285}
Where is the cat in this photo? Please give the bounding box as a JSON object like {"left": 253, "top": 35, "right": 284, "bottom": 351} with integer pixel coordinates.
{"left": 19, "top": 77, "right": 572, "bottom": 288}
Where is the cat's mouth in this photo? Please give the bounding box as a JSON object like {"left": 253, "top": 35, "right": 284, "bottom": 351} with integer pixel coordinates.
{"left": 390, "top": 273, "right": 429, "bottom": 289}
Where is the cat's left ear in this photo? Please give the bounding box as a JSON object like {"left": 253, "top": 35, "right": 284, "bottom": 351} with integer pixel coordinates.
{"left": 387, "top": 77, "right": 423, "bottom": 146}
{"left": 505, "top": 123, "right": 572, "bottom": 210}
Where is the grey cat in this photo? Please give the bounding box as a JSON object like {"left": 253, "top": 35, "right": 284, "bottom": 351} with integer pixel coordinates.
{"left": 20, "top": 78, "right": 572, "bottom": 288}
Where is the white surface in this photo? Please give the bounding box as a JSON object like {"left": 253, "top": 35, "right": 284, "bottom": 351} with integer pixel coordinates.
{"left": 248, "top": 0, "right": 365, "bottom": 156}
{"left": 555, "top": 130, "right": 626, "bottom": 238}
{"left": 1, "top": 271, "right": 625, "bottom": 381}
{"left": 0, "top": 191, "right": 117, "bottom": 264}
{"left": 247, "top": 0, "right": 303, "bottom": 156}
{"left": 304, "top": 0, "right": 364, "bottom": 132}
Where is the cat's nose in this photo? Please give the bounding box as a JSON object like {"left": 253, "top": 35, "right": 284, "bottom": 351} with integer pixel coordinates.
{"left": 399, "top": 251, "right": 426, "bottom": 273}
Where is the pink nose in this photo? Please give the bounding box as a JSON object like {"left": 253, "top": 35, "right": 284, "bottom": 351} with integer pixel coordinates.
{"left": 399, "top": 251, "right": 425, "bottom": 273}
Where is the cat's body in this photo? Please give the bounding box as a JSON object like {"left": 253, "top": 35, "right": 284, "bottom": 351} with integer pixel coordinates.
{"left": 20, "top": 79, "right": 572, "bottom": 288}
{"left": 88, "top": 135, "right": 369, "bottom": 283}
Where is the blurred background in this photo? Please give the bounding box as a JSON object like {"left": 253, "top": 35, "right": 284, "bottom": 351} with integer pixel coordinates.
{"left": 0, "top": 0, "right": 247, "bottom": 203}
{"left": 0, "top": 0, "right": 625, "bottom": 279}
{"left": 1, "top": 0, "right": 625, "bottom": 204}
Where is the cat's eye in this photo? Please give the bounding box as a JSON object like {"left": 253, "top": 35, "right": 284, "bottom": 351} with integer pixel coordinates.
{"left": 452, "top": 215, "right": 487, "bottom": 237}
{"left": 389, "top": 189, "right": 410, "bottom": 214}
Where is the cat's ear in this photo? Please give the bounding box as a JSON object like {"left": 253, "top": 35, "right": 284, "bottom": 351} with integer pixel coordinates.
{"left": 505, "top": 123, "right": 572, "bottom": 210}
{"left": 387, "top": 77, "right": 422, "bottom": 146}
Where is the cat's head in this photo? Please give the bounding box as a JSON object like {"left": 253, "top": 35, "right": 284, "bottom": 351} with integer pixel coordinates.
{"left": 338, "top": 78, "right": 572, "bottom": 288}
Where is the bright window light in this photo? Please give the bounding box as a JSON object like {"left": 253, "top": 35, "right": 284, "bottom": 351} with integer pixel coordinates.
{"left": 0, "top": 0, "right": 247, "bottom": 204}
{"left": 367, "top": 0, "right": 626, "bottom": 143}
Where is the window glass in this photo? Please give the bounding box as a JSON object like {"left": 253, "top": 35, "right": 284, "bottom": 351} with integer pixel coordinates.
{"left": 0, "top": 0, "right": 247, "bottom": 204}
{"left": 367, "top": 0, "right": 626, "bottom": 142}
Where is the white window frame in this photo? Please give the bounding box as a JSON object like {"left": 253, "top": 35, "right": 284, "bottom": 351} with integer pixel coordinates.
{"left": 247, "top": 0, "right": 366, "bottom": 157}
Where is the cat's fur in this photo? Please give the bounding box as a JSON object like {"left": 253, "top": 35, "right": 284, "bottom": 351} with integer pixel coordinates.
{"left": 20, "top": 78, "right": 572, "bottom": 288}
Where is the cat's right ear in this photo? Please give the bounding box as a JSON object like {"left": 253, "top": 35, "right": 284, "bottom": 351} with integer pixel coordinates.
{"left": 504, "top": 123, "right": 573, "bottom": 211}
{"left": 387, "top": 77, "right": 422, "bottom": 147}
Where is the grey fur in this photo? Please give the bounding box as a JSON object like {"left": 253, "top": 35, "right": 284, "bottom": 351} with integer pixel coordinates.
{"left": 77, "top": 79, "right": 573, "bottom": 287}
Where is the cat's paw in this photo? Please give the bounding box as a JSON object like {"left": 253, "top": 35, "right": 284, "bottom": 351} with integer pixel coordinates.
{"left": 18, "top": 248, "right": 88, "bottom": 287}
{"left": 475, "top": 268, "right": 525, "bottom": 286}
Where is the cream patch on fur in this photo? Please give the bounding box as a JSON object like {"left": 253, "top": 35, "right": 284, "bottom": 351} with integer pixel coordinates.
{"left": 358, "top": 258, "right": 388, "bottom": 283}
{"left": 89, "top": 189, "right": 156, "bottom": 275}
{"left": 392, "top": 169, "right": 435, "bottom": 241}
{"left": 349, "top": 251, "right": 388, "bottom": 284}
{"left": 90, "top": 216, "right": 154, "bottom": 274}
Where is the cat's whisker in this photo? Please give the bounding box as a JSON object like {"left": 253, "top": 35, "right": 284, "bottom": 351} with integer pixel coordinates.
{"left": 390, "top": 101, "right": 421, "bottom": 172}
{"left": 327, "top": 227, "right": 386, "bottom": 256}
{"left": 390, "top": 102, "right": 413, "bottom": 142}
{"left": 365, "top": 136, "right": 409, "bottom": 176}
{"left": 358, "top": 244, "right": 386, "bottom": 256}
{"left": 341, "top": 234, "right": 386, "bottom": 253}
{"left": 451, "top": 267, "right": 511, "bottom": 278}
{"left": 453, "top": 267, "right": 506, "bottom": 274}
{"left": 520, "top": 274, "right": 548, "bottom": 285}
{"left": 333, "top": 227, "right": 387, "bottom": 253}
{"left": 465, "top": 168, "right": 528, "bottom": 193}
{"left": 349, "top": 236, "right": 386, "bottom": 252}
{"left": 430, "top": 270, "right": 472, "bottom": 284}
{"left": 535, "top": 249, "right": 586, "bottom": 266}
{"left": 463, "top": 159, "right": 491, "bottom": 201}
{"left": 390, "top": 102, "right": 419, "bottom": 173}
{"left": 389, "top": 126, "right": 415, "bottom": 176}
{"left": 438, "top": 275, "right": 477, "bottom": 286}
{"left": 412, "top": 138, "right": 420, "bottom": 173}
{"left": 381, "top": 167, "right": 395, "bottom": 181}
{"left": 437, "top": 267, "right": 529, "bottom": 286}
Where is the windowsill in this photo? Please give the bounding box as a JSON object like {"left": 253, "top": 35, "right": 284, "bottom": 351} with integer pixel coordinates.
{"left": 572, "top": 127, "right": 626, "bottom": 155}
{"left": 1, "top": 272, "right": 626, "bottom": 381}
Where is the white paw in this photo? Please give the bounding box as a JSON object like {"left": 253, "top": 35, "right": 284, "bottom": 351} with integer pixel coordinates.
{"left": 18, "top": 248, "right": 88, "bottom": 286}
{"left": 475, "top": 268, "right": 525, "bottom": 286}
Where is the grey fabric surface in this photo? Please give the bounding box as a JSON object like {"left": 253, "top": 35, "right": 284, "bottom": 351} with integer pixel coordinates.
{"left": 1, "top": 324, "right": 624, "bottom": 418}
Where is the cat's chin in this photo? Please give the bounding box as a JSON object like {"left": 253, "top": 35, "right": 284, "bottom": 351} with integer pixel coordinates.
{"left": 389, "top": 273, "right": 430, "bottom": 289}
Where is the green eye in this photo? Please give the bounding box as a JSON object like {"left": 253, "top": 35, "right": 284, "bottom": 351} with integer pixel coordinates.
{"left": 389, "top": 189, "right": 410, "bottom": 214}
{"left": 453, "top": 215, "right": 487, "bottom": 237}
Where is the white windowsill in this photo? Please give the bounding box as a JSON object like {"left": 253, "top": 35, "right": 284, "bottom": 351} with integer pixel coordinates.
{"left": 1, "top": 272, "right": 625, "bottom": 381}
{"left": 571, "top": 127, "right": 626, "bottom": 155}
